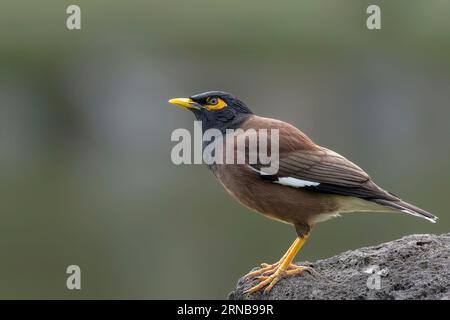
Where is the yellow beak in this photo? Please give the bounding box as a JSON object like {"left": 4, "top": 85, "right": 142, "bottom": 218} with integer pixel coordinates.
{"left": 168, "top": 98, "right": 201, "bottom": 110}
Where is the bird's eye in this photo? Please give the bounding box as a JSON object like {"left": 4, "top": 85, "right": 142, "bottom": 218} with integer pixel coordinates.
{"left": 207, "top": 97, "right": 218, "bottom": 105}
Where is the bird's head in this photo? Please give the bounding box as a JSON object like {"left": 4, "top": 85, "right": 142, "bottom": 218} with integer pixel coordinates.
{"left": 169, "top": 91, "right": 253, "bottom": 131}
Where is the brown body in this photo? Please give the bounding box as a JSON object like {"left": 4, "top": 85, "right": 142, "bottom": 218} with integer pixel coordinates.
{"left": 212, "top": 116, "right": 349, "bottom": 235}
{"left": 214, "top": 163, "right": 340, "bottom": 234}
{"left": 211, "top": 115, "right": 436, "bottom": 236}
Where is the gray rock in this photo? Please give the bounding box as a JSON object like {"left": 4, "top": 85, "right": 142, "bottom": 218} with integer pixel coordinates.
{"left": 229, "top": 233, "right": 450, "bottom": 300}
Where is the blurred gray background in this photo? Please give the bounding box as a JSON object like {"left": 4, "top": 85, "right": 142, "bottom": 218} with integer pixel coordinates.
{"left": 0, "top": 0, "right": 449, "bottom": 299}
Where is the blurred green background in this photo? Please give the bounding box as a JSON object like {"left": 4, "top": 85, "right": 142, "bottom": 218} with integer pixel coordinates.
{"left": 0, "top": 0, "right": 449, "bottom": 299}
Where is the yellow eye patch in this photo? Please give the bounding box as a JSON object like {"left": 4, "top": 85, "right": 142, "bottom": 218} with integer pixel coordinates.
{"left": 205, "top": 98, "right": 227, "bottom": 110}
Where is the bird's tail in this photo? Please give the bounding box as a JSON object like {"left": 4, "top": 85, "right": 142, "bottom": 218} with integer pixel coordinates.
{"left": 373, "top": 198, "right": 438, "bottom": 223}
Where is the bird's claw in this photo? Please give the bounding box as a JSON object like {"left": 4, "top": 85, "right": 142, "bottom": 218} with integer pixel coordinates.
{"left": 244, "top": 264, "right": 312, "bottom": 295}
{"left": 244, "top": 262, "right": 279, "bottom": 280}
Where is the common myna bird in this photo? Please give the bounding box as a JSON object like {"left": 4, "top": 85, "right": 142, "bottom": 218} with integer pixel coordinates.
{"left": 169, "top": 91, "right": 437, "bottom": 294}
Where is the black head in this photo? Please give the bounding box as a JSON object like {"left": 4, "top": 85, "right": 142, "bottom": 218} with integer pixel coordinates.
{"left": 169, "top": 91, "right": 253, "bottom": 131}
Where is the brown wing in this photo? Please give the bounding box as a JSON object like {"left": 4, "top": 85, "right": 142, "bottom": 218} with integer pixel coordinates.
{"left": 241, "top": 116, "right": 394, "bottom": 200}
{"left": 241, "top": 116, "right": 437, "bottom": 221}
{"left": 278, "top": 148, "right": 369, "bottom": 187}
{"left": 252, "top": 148, "right": 394, "bottom": 199}
{"left": 283, "top": 148, "right": 394, "bottom": 198}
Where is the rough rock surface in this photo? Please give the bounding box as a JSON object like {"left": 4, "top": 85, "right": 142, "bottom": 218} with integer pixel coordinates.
{"left": 229, "top": 233, "right": 450, "bottom": 300}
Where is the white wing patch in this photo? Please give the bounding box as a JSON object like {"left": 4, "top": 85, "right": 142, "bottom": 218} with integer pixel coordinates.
{"left": 248, "top": 166, "right": 320, "bottom": 188}
{"left": 276, "top": 177, "right": 320, "bottom": 188}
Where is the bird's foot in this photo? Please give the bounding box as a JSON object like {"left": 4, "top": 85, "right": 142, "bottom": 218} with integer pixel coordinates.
{"left": 244, "top": 261, "right": 304, "bottom": 279}
{"left": 244, "top": 262, "right": 280, "bottom": 280}
{"left": 244, "top": 263, "right": 312, "bottom": 294}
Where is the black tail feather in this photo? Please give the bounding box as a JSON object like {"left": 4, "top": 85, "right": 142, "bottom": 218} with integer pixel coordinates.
{"left": 373, "top": 199, "right": 437, "bottom": 223}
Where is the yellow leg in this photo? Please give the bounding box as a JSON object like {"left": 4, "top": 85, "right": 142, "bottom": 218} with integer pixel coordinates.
{"left": 244, "top": 239, "right": 298, "bottom": 279}
{"left": 244, "top": 235, "right": 312, "bottom": 294}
